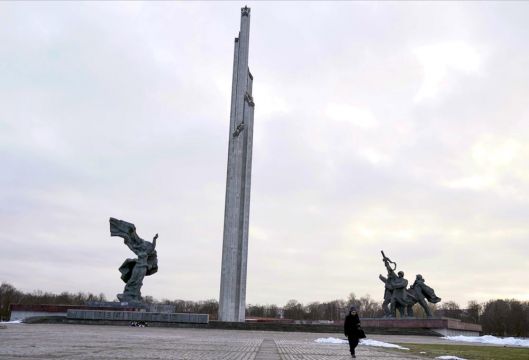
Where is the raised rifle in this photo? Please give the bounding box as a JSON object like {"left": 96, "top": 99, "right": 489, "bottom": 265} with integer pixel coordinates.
{"left": 381, "top": 250, "right": 397, "bottom": 271}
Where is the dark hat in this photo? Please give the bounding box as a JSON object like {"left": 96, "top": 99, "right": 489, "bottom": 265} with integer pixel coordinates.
{"left": 349, "top": 306, "right": 357, "bottom": 312}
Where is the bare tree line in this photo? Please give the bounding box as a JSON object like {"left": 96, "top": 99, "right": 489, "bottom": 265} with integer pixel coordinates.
{"left": 0, "top": 282, "right": 106, "bottom": 320}
{"left": 1, "top": 283, "right": 528, "bottom": 336}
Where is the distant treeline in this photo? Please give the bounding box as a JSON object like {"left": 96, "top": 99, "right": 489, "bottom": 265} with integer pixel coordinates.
{"left": 1, "top": 282, "right": 527, "bottom": 337}
{"left": 0, "top": 282, "right": 107, "bottom": 320}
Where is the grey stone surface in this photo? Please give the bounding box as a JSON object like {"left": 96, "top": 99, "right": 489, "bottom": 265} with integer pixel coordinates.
{"left": 67, "top": 310, "right": 208, "bottom": 324}
{"left": 380, "top": 251, "right": 441, "bottom": 318}
{"left": 109, "top": 217, "right": 158, "bottom": 303}
{"left": 219, "top": 6, "right": 255, "bottom": 323}
{"left": 0, "top": 324, "right": 437, "bottom": 359}
{"left": 10, "top": 310, "right": 68, "bottom": 322}
{"left": 144, "top": 303, "right": 176, "bottom": 313}
{"left": 84, "top": 301, "right": 175, "bottom": 313}
{"left": 255, "top": 338, "right": 280, "bottom": 360}
{"left": 84, "top": 301, "right": 141, "bottom": 308}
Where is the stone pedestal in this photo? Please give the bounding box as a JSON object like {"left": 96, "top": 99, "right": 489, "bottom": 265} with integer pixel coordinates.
{"left": 361, "top": 317, "right": 482, "bottom": 336}
{"left": 85, "top": 301, "right": 176, "bottom": 313}
{"left": 67, "top": 310, "right": 208, "bottom": 324}
{"left": 8, "top": 304, "right": 137, "bottom": 322}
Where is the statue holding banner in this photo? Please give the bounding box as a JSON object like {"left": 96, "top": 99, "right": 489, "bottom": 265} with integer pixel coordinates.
{"left": 109, "top": 217, "right": 159, "bottom": 303}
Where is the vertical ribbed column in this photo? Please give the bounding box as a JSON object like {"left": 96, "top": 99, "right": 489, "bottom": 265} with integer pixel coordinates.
{"left": 219, "top": 6, "right": 255, "bottom": 322}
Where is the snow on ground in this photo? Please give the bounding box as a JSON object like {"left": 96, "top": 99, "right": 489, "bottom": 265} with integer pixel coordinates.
{"left": 0, "top": 320, "right": 22, "bottom": 324}
{"left": 444, "top": 335, "right": 529, "bottom": 347}
{"left": 315, "top": 337, "right": 409, "bottom": 350}
{"left": 436, "top": 356, "right": 467, "bottom": 360}
{"left": 315, "top": 337, "right": 347, "bottom": 344}
{"left": 361, "top": 339, "right": 409, "bottom": 350}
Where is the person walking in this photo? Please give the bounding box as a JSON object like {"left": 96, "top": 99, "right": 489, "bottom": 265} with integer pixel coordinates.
{"left": 344, "top": 306, "right": 363, "bottom": 358}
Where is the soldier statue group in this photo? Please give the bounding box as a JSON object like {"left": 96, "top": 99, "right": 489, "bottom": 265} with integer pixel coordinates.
{"left": 379, "top": 251, "right": 441, "bottom": 317}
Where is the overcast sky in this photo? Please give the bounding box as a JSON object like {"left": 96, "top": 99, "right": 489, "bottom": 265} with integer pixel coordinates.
{"left": 1, "top": 1, "right": 528, "bottom": 307}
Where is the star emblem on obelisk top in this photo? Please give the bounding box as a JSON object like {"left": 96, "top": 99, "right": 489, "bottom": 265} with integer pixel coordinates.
{"left": 241, "top": 6, "right": 250, "bottom": 16}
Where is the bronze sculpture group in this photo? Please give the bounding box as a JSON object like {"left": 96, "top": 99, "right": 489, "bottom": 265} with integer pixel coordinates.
{"left": 105, "top": 218, "right": 442, "bottom": 315}
{"left": 379, "top": 251, "right": 441, "bottom": 317}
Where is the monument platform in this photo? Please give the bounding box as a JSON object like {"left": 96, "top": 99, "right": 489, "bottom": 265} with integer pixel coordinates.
{"left": 18, "top": 311, "right": 479, "bottom": 336}
{"left": 67, "top": 309, "right": 208, "bottom": 324}
{"left": 9, "top": 303, "right": 208, "bottom": 326}
{"left": 8, "top": 304, "right": 138, "bottom": 322}
{"left": 208, "top": 317, "right": 481, "bottom": 336}
{"left": 361, "top": 317, "right": 482, "bottom": 336}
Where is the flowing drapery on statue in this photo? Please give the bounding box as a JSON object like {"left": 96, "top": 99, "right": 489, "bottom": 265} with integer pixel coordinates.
{"left": 109, "top": 217, "right": 158, "bottom": 303}
{"left": 409, "top": 274, "right": 441, "bottom": 316}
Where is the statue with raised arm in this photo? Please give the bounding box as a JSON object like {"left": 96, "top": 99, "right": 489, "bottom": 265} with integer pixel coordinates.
{"left": 380, "top": 251, "right": 414, "bottom": 317}
{"left": 109, "top": 217, "right": 158, "bottom": 303}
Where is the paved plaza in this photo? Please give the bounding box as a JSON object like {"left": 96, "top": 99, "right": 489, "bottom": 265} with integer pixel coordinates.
{"left": 0, "top": 324, "right": 428, "bottom": 360}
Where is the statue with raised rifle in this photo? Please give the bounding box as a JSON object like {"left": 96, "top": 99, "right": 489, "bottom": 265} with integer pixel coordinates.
{"left": 381, "top": 250, "right": 397, "bottom": 273}
{"left": 379, "top": 250, "right": 411, "bottom": 317}
{"left": 378, "top": 250, "right": 441, "bottom": 318}
{"left": 379, "top": 251, "right": 397, "bottom": 317}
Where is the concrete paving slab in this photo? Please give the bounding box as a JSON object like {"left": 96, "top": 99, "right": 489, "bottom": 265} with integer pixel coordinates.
{"left": 0, "top": 323, "right": 427, "bottom": 359}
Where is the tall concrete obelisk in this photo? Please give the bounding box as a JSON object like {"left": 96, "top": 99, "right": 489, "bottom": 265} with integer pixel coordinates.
{"left": 218, "top": 6, "right": 255, "bottom": 323}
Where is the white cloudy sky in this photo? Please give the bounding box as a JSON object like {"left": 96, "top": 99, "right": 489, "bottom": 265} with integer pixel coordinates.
{"left": 1, "top": 2, "right": 528, "bottom": 307}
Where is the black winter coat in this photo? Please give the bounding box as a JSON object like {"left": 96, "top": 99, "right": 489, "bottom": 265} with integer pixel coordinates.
{"left": 343, "top": 313, "right": 361, "bottom": 338}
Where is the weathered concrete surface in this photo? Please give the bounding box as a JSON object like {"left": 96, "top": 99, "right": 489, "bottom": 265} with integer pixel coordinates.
{"left": 361, "top": 318, "right": 482, "bottom": 336}
{"left": 219, "top": 6, "right": 256, "bottom": 323}
{"left": 22, "top": 316, "right": 487, "bottom": 338}
{"left": 9, "top": 304, "right": 139, "bottom": 322}
{"left": 66, "top": 309, "right": 208, "bottom": 324}
{"left": 0, "top": 324, "right": 428, "bottom": 359}
{"left": 26, "top": 316, "right": 448, "bottom": 336}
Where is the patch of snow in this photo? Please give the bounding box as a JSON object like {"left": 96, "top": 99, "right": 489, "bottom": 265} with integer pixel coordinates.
{"left": 315, "top": 337, "right": 347, "bottom": 344}
{"left": 360, "top": 339, "right": 409, "bottom": 350}
{"left": 443, "top": 335, "right": 529, "bottom": 347}
{"left": 436, "top": 356, "right": 467, "bottom": 360}
{"left": 0, "top": 320, "right": 23, "bottom": 324}
{"left": 314, "top": 337, "right": 409, "bottom": 350}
